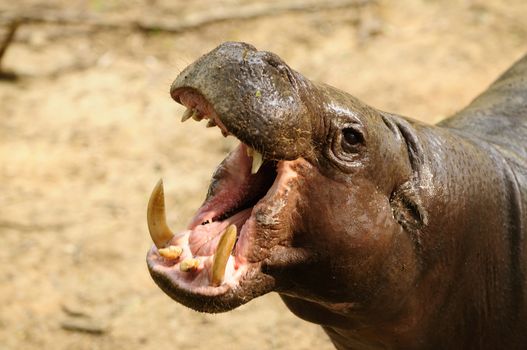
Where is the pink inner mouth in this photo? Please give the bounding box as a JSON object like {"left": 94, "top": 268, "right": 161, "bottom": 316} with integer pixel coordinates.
{"left": 186, "top": 142, "right": 277, "bottom": 261}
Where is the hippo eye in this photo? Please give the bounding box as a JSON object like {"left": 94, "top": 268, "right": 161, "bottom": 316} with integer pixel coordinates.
{"left": 341, "top": 127, "right": 364, "bottom": 150}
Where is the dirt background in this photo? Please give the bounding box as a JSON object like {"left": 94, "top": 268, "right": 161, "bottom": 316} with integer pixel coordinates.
{"left": 0, "top": 0, "right": 525, "bottom": 349}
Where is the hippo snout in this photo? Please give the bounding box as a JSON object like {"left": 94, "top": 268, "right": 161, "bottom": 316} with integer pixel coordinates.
{"left": 170, "top": 41, "right": 313, "bottom": 161}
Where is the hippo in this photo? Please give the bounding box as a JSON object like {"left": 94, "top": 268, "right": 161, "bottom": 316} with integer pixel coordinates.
{"left": 146, "top": 42, "right": 527, "bottom": 349}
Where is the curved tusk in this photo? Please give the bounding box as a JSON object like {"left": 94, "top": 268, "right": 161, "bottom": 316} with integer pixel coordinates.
{"left": 211, "top": 225, "right": 237, "bottom": 286}
{"left": 147, "top": 179, "right": 175, "bottom": 248}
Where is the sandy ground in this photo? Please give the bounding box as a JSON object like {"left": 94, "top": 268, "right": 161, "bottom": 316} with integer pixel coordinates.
{"left": 0, "top": 0, "right": 526, "bottom": 349}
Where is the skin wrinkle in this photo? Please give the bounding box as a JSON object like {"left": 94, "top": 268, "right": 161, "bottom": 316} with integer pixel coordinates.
{"left": 147, "top": 43, "right": 527, "bottom": 349}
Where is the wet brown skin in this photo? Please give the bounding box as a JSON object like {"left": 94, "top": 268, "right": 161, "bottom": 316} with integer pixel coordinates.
{"left": 147, "top": 42, "right": 527, "bottom": 349}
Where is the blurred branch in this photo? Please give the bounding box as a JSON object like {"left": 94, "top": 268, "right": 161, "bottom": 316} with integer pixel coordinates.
{"left": 61, "top": 319, "right": 108, "bottom": 335}
{"left": 0, "top": 220, "right": 70, "bottom": 232}
{"left": 0, "top": 0, "right": 372, "bottom": 33}
{"left": 0, "top": 19, "right": 20, "bottom": 80}
{"left": 137, "top": 0, "right": 374, "bottom": 33}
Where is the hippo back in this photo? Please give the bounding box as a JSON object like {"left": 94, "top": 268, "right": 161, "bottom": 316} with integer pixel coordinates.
{"left": 439, "top": 55, "right": 527, "bottom": 320}
{"left": 439, "top": 55, "right": 527, "bottom": 202}
{"left": 439, "top": 54, "right": 527, "bottom": 164}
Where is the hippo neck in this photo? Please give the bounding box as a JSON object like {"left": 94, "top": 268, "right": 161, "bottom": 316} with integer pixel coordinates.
{"left": 286, "top": 117, "right": 525, "bottom": 349}
{"left": 381, "top": 120, "right": 525, "bottom": 348}
{"left": 404, "top": 123, "right": 525, "bottom": 348}
{"left": 439, "top": 53, "right": 527, "bottom": 163}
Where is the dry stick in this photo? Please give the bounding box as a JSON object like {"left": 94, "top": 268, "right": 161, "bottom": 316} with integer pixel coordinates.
{"left": 0, "top": 0, "right": 372, "bottom": 33}
{"left": 61, "top": 319, "right": 107, "bottom": 335}
{"left": 0, "top": 19, "right": 20, "bottom": 72}
{"left": 137, "top": 0, "right": 373, "bottom": 33}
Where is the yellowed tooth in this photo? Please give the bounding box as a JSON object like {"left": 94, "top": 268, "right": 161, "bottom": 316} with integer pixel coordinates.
{"left": 211, "top": 225, "right": 237, "bottom": 286}
{"left": 147, "top": 179, "right": 175, "bottom": 248}
{"left": 158, "top": 245, "right": 183, "bottom": 259}
{"left": 251, "top": 150, "right": 263, "bottom": 174}
{"left": 246, "top": 146, "right": 254, "bottom": 157}
{"left": 181, "top": 108, "right": 193, "bottom": 122}
{"left": 180, "top": 258, "right": 200, "bottom": 272}
{"left": 206, "top": 120, "right": 216, "bottom": 128}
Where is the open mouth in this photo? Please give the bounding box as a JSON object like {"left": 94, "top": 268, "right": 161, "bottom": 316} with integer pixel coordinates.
{"left": 146, "top": 88, "right": 301, "bottom": 306}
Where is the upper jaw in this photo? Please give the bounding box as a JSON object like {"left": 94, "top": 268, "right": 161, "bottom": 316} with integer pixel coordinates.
{"left": 170, "top": 41, "right": 313, "bottom": 161}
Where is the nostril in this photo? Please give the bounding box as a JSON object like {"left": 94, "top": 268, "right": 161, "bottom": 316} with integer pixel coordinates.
{"left": 263, "top": 53, "right": 283, "bottom": 70}
{"left": 263, "top": 53, "right": 296, "bottom": 87}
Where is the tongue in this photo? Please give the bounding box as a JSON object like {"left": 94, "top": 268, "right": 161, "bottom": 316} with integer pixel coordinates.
{"left": 188, "top": 208, "right": 252, "bottom": 256}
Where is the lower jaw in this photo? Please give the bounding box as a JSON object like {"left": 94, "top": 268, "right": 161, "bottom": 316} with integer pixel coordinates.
{"left": 147, "top": 251, "right": 276, "bottom": 313}
{"left": 146, "top": 156, "right": 305, "bottom": 309}
{"left": 146, "top": 217, "right": 260, "bottom": 292}
{"left": 146, "top": 243, "right": 251, "bottom": 296}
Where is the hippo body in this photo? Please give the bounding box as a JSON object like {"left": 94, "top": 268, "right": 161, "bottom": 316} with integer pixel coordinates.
{"left": 146, "top": 43, "right": 527, "bottom": 349}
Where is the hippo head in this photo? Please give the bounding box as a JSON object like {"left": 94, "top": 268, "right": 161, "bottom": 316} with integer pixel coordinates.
{"left": 146, "top": 42, "right": 427, "bottom": 325}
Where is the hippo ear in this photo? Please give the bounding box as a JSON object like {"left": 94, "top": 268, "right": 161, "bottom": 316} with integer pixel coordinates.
{"left": 389, "top": 181, "right": 428, "bottom": 235}
{"left": 381, "top": 114, "right": 429, "bottom": 237}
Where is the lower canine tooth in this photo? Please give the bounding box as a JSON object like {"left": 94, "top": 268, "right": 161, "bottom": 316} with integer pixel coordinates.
{"left": 211, "top": 225, "right": 237, "bottom": 286}
{"left": 180, "top": 258, "right": 200, "bottom": 272}
{"left": 246, "top": 146, "right": 254, "bottom": 157}
{"left": 251, "top": 150, "right": 263, "bottom": 174}
{"left": 158, "top": 245, "right": 183, "bottom": 259}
